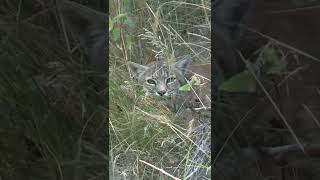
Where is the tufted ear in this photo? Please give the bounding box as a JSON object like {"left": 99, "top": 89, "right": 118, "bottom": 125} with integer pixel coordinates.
{"left": 127, "top": 62, "right": 149, "bottom": 80}
{"left": 61, "top": 1, "right": 107, "bottom": 71}
{"left": 175, "top": 55, "right": 192, "bottom": 75}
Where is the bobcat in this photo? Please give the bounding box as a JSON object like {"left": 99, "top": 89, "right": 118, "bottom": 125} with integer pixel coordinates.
{"left": 128, "top": 56, "right": 211, "bottom": 111}
{"left": 61, "top": 0, "right": 253, "bottom": 179}
{"left": 128, "top": 56, "right": 192, "bottom": 97}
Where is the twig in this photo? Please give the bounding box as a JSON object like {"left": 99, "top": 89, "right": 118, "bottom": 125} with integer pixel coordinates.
{"left": 241, "top": 25, "right": 320, "bottom": 63}
{"left": 238, "top": 52, "right": 306, "bottom": 154}
{"left": 267, "top": 5, "right": 320, "bottom": 14}
{"left": 262, "top": 143, "right": 320, "bottom": 156}
{"left": 213, "top": 105, "right": 257, "bottom": 166}
{"left": 139, "top": 160, "right": 182, "bottom": 180}
{"left": 302, "top": 104, "right": 320, "bottom": 129}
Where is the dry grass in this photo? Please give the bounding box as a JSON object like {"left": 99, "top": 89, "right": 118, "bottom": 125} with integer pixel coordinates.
{"left": 109, "top": 0, "right": 211, "bottom": 179}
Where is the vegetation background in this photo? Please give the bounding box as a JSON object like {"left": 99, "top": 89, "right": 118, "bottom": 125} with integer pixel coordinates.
{"left": 109, "top": 0, "right": 211, "bottom": 179}
{"left": 214, "top": 0, "right": 320, "bottom": 179}
{"left": 0, "top": 0, "right": 107, "bottom": 179}
{"left": 1, "top": 0, "right": 320, "bottom": 179}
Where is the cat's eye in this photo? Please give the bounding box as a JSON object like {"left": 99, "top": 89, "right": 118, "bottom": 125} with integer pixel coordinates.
{"left": 146, "top": 79, "right": 156, "bottom": 85}
{"left": 166, "top": 77, "right": 176, "bottom": 84}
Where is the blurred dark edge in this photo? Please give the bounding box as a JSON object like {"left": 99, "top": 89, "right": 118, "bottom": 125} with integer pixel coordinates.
{"left": 0, "top": 0, "right": 108, "bottom": 179}
{"left": 212, "top": 0, "right": 320, "bottom": 179}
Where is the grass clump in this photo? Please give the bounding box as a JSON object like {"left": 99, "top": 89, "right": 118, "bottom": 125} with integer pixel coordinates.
{"left": 109, "top": 0, "right": 211, "bottom": 179}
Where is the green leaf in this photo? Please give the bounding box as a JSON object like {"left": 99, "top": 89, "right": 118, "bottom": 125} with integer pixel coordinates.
{"left": 109, "top": 17, "right": 113, "bottom": 32}
{"left": 261, "top": 47, "right": 286, "bottom": 74}
{"left": 179, "top": 84, "right": 191, "bottom": 92}
{"left": 190, "top": 75, "right": 201, "bottom": 86}
{"left": 219, "top": 70, "right": 256, "bottom": 93}
{"left": 179, "top": 75, "right": 202, "bottom": 92}
{"left": 111, "top": 28, "right": 121, "bottom": 42}
{"left": 113, "top": 13, "right": 127, "bottom": 22}
{"left": 267, "top": 60, "right": 287, "bottom": 74}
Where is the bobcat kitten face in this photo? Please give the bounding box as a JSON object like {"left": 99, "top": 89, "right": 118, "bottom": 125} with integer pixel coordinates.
{"left": 139, "top": 62, "right": 178, "bottom": 97}
{"left": 128, "top": 56, "right": 192, "bottom": 97}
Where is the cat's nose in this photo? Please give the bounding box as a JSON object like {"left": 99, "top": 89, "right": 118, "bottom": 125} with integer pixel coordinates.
{"left": 158, "top": 91, "right": 166, "bottom": 96}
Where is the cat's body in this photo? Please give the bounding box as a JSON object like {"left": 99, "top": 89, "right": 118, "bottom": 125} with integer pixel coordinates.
{"left": 128, "top": 58, "right": 212, "bottom": 179}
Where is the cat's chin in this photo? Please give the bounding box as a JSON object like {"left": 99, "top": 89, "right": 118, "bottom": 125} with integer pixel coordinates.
{"left": 145, "top": 92, "right": 172, "bottom": 98}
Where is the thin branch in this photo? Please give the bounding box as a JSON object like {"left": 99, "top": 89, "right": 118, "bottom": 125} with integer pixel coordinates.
{"left": 139, "top": 160, "right": 182, "bottom": 180}
{"left": 238, "top": 52, "right": 306, "bottom": 154}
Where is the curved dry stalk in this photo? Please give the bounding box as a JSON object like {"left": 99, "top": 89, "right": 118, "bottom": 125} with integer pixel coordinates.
{"left": 139, "top": 159, "right": 182, "bottom": 180}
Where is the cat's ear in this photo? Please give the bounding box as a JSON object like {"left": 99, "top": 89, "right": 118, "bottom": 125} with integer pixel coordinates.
{"left": 127, "top": 62, "right": 149, "bottom": 80}
{"left": 61, "top": 1, "right": 107, "bottom": 69}
{"left": 175, "top": 55, "right": 192, "bottom": 75}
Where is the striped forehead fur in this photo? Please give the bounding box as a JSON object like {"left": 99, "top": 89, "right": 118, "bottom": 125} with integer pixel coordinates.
{"left": 145, "top": 61, "right": 174, "bottom": 77}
